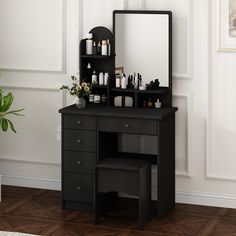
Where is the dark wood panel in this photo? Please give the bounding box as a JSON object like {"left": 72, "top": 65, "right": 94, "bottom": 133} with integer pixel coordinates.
{"left": 97, "top": 168, "right": 139, "bottom": 195}
{"left": 64, "top": 130, "right": 96, "bottom": 152}
{"left": 63, "top": 114, "right": 96, "bottom": 130}
{"left": 64, "top": 151, "right": 96, "bottom": 174}
{"left": 59, "top": 104, "right": 178, "bottom": 120}
{"left": 63, "top": 173, "right": 93, "bottom": 203}
{"left": 99, "top": 116, "right": 157, "bottom": 135}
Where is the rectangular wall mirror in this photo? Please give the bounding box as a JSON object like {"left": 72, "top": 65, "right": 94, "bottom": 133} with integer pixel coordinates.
{"left": 113, "top": 10, "right": 172, "bottom": 87}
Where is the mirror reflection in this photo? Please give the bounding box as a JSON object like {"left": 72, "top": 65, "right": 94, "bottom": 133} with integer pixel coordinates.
{"left": 115, "top": 12, "right": 170, "bottom": 87}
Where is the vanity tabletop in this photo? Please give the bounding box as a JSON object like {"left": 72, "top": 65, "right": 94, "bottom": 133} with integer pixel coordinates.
{"left": 59, "top": 104, "right": 178, "bottom": 120}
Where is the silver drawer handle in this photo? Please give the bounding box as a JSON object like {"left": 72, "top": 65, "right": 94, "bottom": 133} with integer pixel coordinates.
{"left": 77, "top": 139, "right": 82, "bottom": 144}
{"left": 124, "top": 123, "right": 130, "bottom": 128}
{"left": 77, "top": 161, "right": 81, "bottom": 165}
{"left": 77, "top": 186, "right": 81, "bottom": 191}
{"left": 77, "top": 120, "right": 82, "bottom": 125}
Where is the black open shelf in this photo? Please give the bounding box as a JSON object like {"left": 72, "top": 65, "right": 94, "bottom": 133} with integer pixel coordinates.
{"left": 112, "top": 87, "right": 169, "bottom": 94}
{"left": 81, "top": 55, "right": 115, "bottom": 59}
{"left": 80, "top": 26, "right": 172, "bottom": 108}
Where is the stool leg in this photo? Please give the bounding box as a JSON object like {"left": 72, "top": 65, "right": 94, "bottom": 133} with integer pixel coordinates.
{"left": 139, "top": 163, "right": 151, "bottom": 229}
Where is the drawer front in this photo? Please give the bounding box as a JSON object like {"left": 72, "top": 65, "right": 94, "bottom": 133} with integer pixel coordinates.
{"left": 99, "top": 117, "right": 157, "bottom": 135}
{"left": 63, "top": 173, "right": 93, "bottom": 203}
{"left": 64, "top": 130, "right": 96, "bottom": 152}
{"left": 64, "top": 151, "right": 96, "bottom": 174}
{"left": 64, "top": 115, "right": 96, "bottom": 130}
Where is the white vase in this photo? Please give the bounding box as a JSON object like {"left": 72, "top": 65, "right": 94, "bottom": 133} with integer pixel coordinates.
{"left": 76, "top": 97, "right": 86, "bottom": 109}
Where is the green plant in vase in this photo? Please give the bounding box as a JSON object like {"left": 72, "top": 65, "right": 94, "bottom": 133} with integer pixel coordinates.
{"left": 0, "top": 87, "right": 24, "bottom": 133}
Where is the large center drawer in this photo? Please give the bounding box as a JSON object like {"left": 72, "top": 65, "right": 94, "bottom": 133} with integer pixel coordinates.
{"left": 64, "top": 130, "right": 96, "bottom": 152}
{"left": 63, "top": 173, "right": 93, "bottom": 203}
{"left": 64, "top": 151, "right": 96, "bottom": 174}
{"left": 63, "top": 114, "right": 96, "bottom": 130}
{"left": 99, "top": 117, "right": 157, "bottom": 135}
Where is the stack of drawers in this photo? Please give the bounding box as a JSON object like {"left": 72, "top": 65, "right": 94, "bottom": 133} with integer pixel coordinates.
{"left": 62, "top": 114, "right": 97, "bottom": 210}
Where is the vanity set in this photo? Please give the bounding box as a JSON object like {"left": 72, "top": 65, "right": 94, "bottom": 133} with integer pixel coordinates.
{"left": 59, "top": 10, "right": 177, "bottom": 229}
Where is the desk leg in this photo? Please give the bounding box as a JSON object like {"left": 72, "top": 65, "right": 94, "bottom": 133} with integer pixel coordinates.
{"left": 157, "top": 115, "right": 175, "bottom": 217}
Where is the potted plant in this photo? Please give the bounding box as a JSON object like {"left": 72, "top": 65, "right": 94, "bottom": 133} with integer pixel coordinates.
{"left": 0, "top": 87, "right": 24, "bottom": 133}
{"left": 61, "top": 76, "right": 91, "bottom": 109}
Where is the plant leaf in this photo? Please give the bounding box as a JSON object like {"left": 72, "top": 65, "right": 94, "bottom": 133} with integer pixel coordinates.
{"left": 2, "top": 92, "right": 14, "bottom": 112}
{"left": 0, "top": 87, "right": 3, "bottom": 111}
{"left": 5, "top": 108, "right": 25, "bottom": 116}
{"left": 7, "top": 119, "right": 16, "bottom": 133}
{"left": 1, "top": 118, "right": 8, "bottom": 132}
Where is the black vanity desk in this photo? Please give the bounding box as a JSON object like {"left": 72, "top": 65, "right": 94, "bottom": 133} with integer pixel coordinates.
{"left": 59, "top": 104, "right": 177, "bottom": 217}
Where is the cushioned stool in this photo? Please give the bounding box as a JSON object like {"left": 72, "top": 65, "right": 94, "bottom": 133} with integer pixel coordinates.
{"left": 94, "top": 158, "right": 151, "bottom": 229}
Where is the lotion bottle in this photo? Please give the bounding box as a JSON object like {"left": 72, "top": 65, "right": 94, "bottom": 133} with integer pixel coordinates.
{"left": 86, "top": 33, "right": 93, "bottom": 55}
{"left": 101, "top": 40, "right": 107, "bottom": 56}
{"left": 99, "top": 72, "right": 104, "bottom": 85}
{"left": 92, "top": 70, "right": 97, "bottom": 84}
{"left": 121, "top": 74, "right": 127, "bottom": 89}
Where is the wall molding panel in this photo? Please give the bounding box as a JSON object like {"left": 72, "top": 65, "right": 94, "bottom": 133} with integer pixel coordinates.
{"left": 0, "top": 0, "right": 66, "bottom": 73}
{"left": 206, "top": 0, "right": 236, "bottom": 182}
{"left": 173, "top": 93, "right": 193, "bottom": 178}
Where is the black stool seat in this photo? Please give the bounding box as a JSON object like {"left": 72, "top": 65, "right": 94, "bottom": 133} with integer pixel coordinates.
{"left": 94, "top": 158, "right": 151, "bottom": 229}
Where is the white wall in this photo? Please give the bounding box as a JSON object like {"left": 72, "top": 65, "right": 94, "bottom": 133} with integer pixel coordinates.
{"left": 0, "top": 0, "right": 236, "bottom": 208}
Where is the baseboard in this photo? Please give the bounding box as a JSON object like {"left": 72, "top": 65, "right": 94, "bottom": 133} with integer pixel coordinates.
{"left": 1, "top": 174, "right": 60, "bottom": 191}
{"left": 0, "top": 175, "right": 1, "bottom": 202}
{"left": 1, "top": 174, "right": 236, "bottom": 209}
{"left": 176, "top": 190, "right": 236, "bottom": 209}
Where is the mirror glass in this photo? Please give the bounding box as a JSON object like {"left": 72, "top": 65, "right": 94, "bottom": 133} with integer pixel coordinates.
{"left": 115, "top": 12, "right": 170, "bottom": 87}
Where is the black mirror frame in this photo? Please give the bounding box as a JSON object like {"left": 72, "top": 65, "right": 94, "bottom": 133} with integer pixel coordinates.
{"left": 113, "top": 10, "right": 172, "bottom": 92}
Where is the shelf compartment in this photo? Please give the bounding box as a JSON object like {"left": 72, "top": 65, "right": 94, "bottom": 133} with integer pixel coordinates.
{"left": 92, "top": 85, "right": 108, "bottom": 89}
{"left": 112, "top": 88, "right": 136, "bottom": 93}
{"left": 112, "top": 87, "right": 169, "bottom": 94}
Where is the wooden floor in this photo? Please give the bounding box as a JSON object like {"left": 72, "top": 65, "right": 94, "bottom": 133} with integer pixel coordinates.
{"left": 0, "top": 186, "right": 236, "bottom": 236}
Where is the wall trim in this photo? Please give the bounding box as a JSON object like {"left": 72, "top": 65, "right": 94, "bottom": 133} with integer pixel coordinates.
{"left": 1, "top": 173, "right": 60, "bottom": 191}
{"left": 176, "top": 190, "right": 236, "bottom": 209}
{"left": 1, "top": 85, "right": 61, "bottom": 92}
{"left": 173, "top": 93, "right": 194, "bottom": 178}
{"left": 0, "top": 0, "right": 66, "bottom": 74}
{"left": 140, "top": 0, "right": 145, "bottom": 9}
{"left": 0, "top": 156, "right": 60, "bottom": 166}
{"left": 172, "top": 0, "right": 193, "bottom": 80}
{"left": 123, "top": 0, "right": 128, "bottom": 10}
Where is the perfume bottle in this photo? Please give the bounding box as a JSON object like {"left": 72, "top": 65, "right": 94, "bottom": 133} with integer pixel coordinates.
{"left": 92, "top": 41, "right": 97, "bottom": 55}
{"left": 97, "top": 41, "right": 101, "bottom": 55}
{"left": 86, "top": 63, "right": 92, "bottom": 83}
{"left": 148, "top": 98, "right": 153, "bottom": 108}
{"left": 107, "top": 39, "right": 111, "bottom": 56}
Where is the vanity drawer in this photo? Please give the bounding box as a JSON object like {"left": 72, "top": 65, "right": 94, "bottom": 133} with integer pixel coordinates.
{"left": 64, "top": 130, "right": 96, "bottom": 152}
{"left": 63, "top": 115, "right": 96, "bottom": 130}
{"left": 64, "top": 151, "right": 96, "bottom": 174}
{"left": 99, "top": 117, "right": 157, "bottom": 135}
{"left": 63, "top": 173, "right": 93, "bottom": 203}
